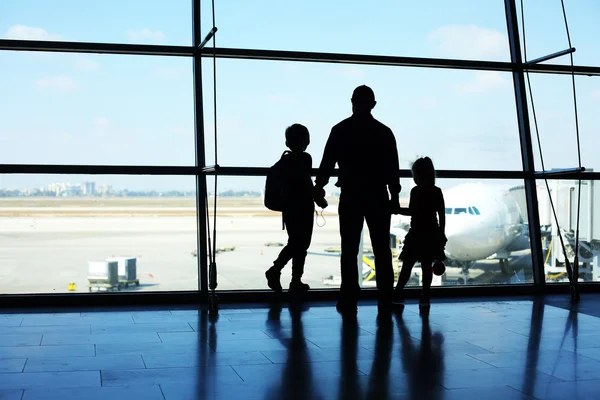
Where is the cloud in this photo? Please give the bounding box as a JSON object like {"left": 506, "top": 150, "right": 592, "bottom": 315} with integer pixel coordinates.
{"left": 4, "top": 24, "right": 62, "bottom": 41}
{"left": 94, "top": 117, "right": 110, "bottom": 128}
{"left": 338, "top": 65, "right": 367, "bottom": 79}
{"left": 429, "top": 25, "right": 508, "bottom": 60}
{"left": 126, "top": 28, "right": 165, "bottom": 43}
{"left": 92, "top": 117, "right": 111, "bottom": 137}
{"left": 35, "top": 76, "right": 78, "bottom": 91}
{"left": 58, "top": 132, "right": 73, "bottom": 143}
{"left": 459, "top": 71, "right": 508, "bottom": 94}
{"left": 75, "top": 57, "right": 100, "bottom": 71}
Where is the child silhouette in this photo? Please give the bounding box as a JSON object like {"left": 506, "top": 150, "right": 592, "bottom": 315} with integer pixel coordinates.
{"left": 394, "top": 157, "right": 447, "bottom": 307}
{"left": 265, "top": 124, "right": 327, "bottom": 294}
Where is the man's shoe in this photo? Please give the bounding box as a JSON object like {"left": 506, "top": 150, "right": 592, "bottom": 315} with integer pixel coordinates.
{"left": 392, "top": 288, "right": 405, "bottom": 304}
{"left": 265, "top": 267, "right": 282, "bottom": 292}
{"left": 289, "top": 280, "right": 310, "bottom": 294}
{"left": 378, "top": 301, "right": 392, "bottom": 315}
{"left": 336, "top": 299, "right": 358, "bottom": 315}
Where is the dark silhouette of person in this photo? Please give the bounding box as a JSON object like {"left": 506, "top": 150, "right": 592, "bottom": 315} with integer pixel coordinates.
{"left": 314, "top": 85, "right": 401, "bottom": 314}
{"left": 265, "top": 303, "right": 324, "bottom": 400}
{"left": 365, "top": 313, "right": 394, "bottom": 399}
{"left": 337, "top": 314, "right": 362, "bottom": 399}
{"left": 395, "top": 157, "right": 447, "bottom": 306}
{"left": 265, "top": 124, "right": 327, "bottom": 294}
{"left": 396, "top": 306, "right": 445, "bottom": 399}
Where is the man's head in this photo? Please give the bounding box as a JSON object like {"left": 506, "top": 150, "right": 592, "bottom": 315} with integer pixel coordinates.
{"left": 285, "top": 123, "right": 310, "bottom": 152}
{"left": 351, "top": 85, "right": 376, "bottom": 115}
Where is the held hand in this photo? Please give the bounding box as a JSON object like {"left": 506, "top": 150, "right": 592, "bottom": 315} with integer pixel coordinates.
{"left": 389, "top": 200, "right": 402, "bottom": 215}
{"left": 315, "top": 197, "right": 328, "bottom": 209}
{"left": 313, "top": 186, "right": 325, "bottom": 200}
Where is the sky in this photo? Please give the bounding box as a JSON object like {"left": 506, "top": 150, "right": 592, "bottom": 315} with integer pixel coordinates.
{"left": 0, "top": 0, "right": 599, "bottom": 191}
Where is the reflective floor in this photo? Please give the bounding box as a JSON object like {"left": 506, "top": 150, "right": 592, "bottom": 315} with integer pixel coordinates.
{"left": 0, "top": 297, "right": 599, "bottom": 399}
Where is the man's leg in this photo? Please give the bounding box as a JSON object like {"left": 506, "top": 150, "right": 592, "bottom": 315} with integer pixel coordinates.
{"left": 365, "top": 198, "right": 393, "bottom": 310}
{"left": 338, "top": 192, "right": 364, "bottom": 306}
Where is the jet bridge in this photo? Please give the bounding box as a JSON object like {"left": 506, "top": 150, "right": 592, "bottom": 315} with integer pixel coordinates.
{"left": 541, "top": 174, "right": 600, "bottom": 282}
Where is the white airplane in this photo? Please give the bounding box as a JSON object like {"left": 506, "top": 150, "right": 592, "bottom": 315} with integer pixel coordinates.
{"left": 391, "top": 182, "right": 531, "bottom": 274}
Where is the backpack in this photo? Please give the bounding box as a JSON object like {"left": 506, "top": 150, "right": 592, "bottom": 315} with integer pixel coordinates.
{"left": 264, "top": 150, "right": 291, "bottom": 212}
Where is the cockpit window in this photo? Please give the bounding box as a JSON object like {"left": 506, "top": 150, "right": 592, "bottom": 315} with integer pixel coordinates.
{"left": 447, "top": 207, "right": 481, "bottom": 216}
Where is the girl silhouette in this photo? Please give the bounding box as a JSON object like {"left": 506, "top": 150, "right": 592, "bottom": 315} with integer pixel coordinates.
{"left": 394, "top": 156, "right": 447, "bottom": 306}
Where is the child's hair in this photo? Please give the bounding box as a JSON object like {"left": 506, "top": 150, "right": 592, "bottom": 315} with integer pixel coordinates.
{"left": 285, "top": 124, "right": 310, "bottom": 152}
{"left": 411, "top": 156, "right": 436, "bottom": 186}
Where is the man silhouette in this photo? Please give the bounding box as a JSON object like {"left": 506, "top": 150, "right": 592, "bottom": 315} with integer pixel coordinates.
{"left": 314, "top": 85, "right": 401, "bottom": 314}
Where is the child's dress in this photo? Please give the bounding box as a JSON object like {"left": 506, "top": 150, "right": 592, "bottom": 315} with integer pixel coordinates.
{"left": 399, "top": 185, "right": 447, "bottom": 262}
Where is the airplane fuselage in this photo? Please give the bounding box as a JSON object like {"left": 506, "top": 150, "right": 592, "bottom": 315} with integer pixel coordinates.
{"left": 391, "top": 183, "right": 527, "bottom": 263}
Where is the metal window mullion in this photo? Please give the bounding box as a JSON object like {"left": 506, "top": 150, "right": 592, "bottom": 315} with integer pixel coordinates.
{"left": 193, "top": 0, "right": 209, "bottom": 298}
{"left": 504, "top": 0, "right": 545, "bottom": 290}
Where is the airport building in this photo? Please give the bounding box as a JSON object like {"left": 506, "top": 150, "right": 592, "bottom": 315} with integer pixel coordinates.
{"left": 0, "top": 1, "right": 600, "bottom": 398}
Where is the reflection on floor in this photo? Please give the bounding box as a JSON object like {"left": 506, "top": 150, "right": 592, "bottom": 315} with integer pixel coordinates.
{"left": 0, "top": 296, "right": 600, "bottom": 399}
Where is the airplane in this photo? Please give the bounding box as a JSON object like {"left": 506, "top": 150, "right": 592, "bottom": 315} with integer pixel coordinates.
{"left": 390, "top": 182, "right": 531, "bottom": 275}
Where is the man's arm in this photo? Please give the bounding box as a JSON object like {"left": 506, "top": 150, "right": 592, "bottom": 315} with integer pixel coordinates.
{"left": 315, "top": 128, "right": 338, "bottom": 190}
{"left": 386, "top": 128, "right": 401, "bottom": 198}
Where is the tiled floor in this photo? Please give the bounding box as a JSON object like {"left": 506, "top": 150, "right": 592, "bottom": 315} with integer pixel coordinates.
{"left": 1, "top": 297, "right": 600, "bottom": 399}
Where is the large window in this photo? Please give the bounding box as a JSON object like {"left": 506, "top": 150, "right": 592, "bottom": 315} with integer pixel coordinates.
{"left": 208, "top": 177, "right": 533, "bottom": 291}
{"left": 0, "top": 0, "right": 192, "bottom": 46}
{"left": 539, "top": 179, "right": 600, "bottom": 284}
{"left": 525, "top": 74, "right": 600, "bottom": 172}
{"left": 0, "top": 51, "right": 195, "bottom": 166}
{"left": 518, "top": 0, "right": 600, "bottom": 67}
{"left": 202, "top": 0, "right": 510, "bottom": 61}
{"left": 202, "top": 59, "right": 522, "bottom": 171}
{"left": 0, "top": 174, "right": 198, "bottom": 294}
{"left": 0, "top": 0, "right": 598, "bottom": 297}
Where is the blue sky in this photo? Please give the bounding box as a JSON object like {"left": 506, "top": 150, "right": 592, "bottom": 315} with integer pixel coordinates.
{"left": 0, "top": 0, "right": 599, "bottom": 191}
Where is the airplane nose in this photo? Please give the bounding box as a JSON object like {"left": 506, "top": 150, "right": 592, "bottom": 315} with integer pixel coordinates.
{"left": 445, "top": 215, "right": 474, "bottom": 238}
{"left": 445, "top": 216, "right": 484, "bottom": 260}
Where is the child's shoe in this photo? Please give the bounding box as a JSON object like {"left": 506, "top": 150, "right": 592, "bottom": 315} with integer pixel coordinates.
{"left": 289, "top": 280, "right": 310, "bottom": 294}
{"left": 265, "top": 267, "right": 283, "bottom": 292}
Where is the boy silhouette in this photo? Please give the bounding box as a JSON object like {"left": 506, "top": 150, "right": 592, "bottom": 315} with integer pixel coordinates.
{"left": 266, "top": 124, "right": 327, "bottom": 293}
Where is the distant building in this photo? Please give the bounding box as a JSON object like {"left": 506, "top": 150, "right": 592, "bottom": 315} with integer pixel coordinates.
{"left": 82, "top": 182, "right": 96, "bottom": 196}
{"left": 97, "top": 184, "right": 113, "bottom": 195}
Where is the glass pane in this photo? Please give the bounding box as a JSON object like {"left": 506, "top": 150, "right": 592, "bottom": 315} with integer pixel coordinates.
{"left": 519, "top": 0, "right": 600, "bottom": 66}
{"left": 209, "top": 176, "right": 533, "bottom": 291}
{"left": 0, "top": 51, "right": 195, "bottom": 166}
{"left": 525, "top": 74, "right": 599, "bottom": 172}
{"left": 203, "top": 58, "right": 523, "bottom": 170}
{"left": 0, "top": 174, "right": 198, "bottom": 294}
{"left": 538, "top": 179, "right": 600, "bottom": 284}
{"left": 1, "top": 0, "right": 192, "bottom": 46}
{"left": 205, "top": 0, "right": 510, "bottom": 61}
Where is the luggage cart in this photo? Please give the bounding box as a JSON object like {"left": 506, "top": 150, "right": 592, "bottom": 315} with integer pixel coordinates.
{"left": 88, "top": 260, "right": 119, "bottom": 292}
{"left": 106, "top": 257, "right": 140, "bottom": 288}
